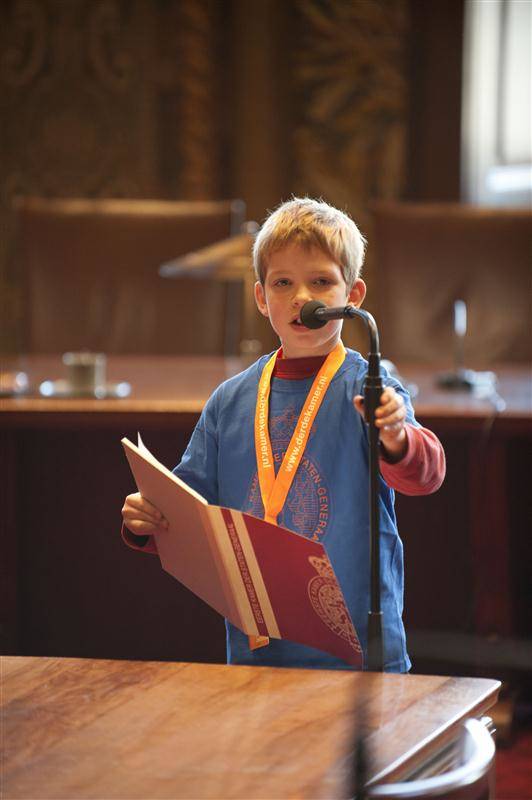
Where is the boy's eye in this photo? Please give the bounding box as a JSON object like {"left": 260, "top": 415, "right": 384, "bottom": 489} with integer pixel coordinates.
{"left": 273, "top": 278, "right": 291, "bottom": 287}
{"left": 313, "top": 278, "right": 332, "bottom": 286}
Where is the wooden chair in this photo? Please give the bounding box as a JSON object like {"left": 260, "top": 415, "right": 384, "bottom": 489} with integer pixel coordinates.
{"left": 371, "top": 203, "right": 531, "bottom": 366}
{"left": 14, "top": 197, "right": 246, "bottom": 355}
{"left": 366, "top": 718, "right": 495, "bottom": 799}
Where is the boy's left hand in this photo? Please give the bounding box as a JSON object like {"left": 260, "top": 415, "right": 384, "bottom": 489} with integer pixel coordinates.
{"left": 354, "top": 387, "right": 408, "bottom": 461}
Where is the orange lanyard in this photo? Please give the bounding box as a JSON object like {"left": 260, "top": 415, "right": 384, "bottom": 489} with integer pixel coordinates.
{"left": 254, "top": 341, "right": 346, "bottom": 525}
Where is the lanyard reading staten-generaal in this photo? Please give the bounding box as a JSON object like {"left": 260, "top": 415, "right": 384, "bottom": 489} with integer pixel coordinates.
{"left": 248, "top": 341, "right": 346, "bottom": 651}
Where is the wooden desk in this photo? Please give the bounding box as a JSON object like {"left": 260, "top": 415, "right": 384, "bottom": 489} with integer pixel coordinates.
{"left": 2, "top": 356, "right": 530, "bottom": 671}
{"left": 2, "top": 656, "right": 500, "bottom": 799}
{"left": 2, "top": 354, "right": 530, "bottom": 426}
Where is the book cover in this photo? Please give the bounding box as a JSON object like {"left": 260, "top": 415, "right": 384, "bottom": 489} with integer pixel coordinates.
{"left": 122, "top": 436, "right": 363, "bottom": 667}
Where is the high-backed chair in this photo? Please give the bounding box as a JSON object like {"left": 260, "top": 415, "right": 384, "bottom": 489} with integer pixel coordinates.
{"left": 14, "top": 197, "right": 246, "bottom": 355}
{"left": 367, "top": 718, "right": 495, "bottom": 799}
{"left": 372, "top": 203, "right": 531, "bottom": 366}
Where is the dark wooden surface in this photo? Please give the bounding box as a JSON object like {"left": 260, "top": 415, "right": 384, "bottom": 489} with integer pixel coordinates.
{"left": 1, "top": 356, "right": 530, "bottom": 673}
{"left": 2, "top": 656, "right": 500, "bottom": 799}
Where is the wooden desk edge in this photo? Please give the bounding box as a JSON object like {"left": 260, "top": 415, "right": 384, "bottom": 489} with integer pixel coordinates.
{"left": 2, "top": 657, "right": 502, "bottom": 795}
{"left": 368, "top": 677, "right": 501, "bottom": 785}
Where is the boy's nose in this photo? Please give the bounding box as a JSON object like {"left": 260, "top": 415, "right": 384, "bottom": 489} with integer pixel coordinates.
{"left": 292, "top": 286, "right": 313, "bottom": 307}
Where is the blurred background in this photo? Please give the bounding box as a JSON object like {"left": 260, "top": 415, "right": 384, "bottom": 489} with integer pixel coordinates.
{"left": 2, "top": 0, "right": 529, "bottom": 356}
{"left": 2, "top": 0, "right": 423, "bottom": 353}
{"left": 1, "top": 1, "right": 531, "bottom": 780}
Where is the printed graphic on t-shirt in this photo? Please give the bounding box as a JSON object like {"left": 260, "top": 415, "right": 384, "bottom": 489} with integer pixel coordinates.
{"left": 246, "top": 404, "right": 331, "bottom": 541}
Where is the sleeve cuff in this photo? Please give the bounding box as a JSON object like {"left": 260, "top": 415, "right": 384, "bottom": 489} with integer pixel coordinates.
{"left": 379, "top": 424, "right": 446, "bottom": 495}
{"left": 121, "top": 522, "right": 158, "bottom": 554}
{"left": 379, "top": 423, "right": 416, "bottom": 467}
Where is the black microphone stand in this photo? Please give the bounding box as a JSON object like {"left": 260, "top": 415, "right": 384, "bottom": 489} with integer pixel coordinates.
{"left": 300, "top": 301, "right": 385, "bottom": 672}
{"left": 343, "top": 306, "right": 384, "bottom": 673}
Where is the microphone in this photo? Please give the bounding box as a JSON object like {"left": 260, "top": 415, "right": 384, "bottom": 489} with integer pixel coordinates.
{"left": 300, "top": 300, "right": 359, "bottom": 329}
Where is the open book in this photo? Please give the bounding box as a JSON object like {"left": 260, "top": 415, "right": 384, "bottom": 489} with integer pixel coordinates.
{"left": 122, "top": 435, "right": 363, "bottom": 667}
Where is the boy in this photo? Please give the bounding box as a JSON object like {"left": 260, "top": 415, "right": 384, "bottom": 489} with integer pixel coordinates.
{"left": 122, "top": 197, "right": 445, "bottom": 672}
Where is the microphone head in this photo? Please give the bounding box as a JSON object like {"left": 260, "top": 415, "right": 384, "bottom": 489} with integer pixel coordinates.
{"left": 300, "top": 300, "right": 327, "bottom": 329}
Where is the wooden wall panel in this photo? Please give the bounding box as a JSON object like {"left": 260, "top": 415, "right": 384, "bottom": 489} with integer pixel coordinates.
{"left": 0, "top": 0, "right": 228, "bottom": 352}
{"left": 290, "top": 0, "right": 410, "bottom": 351}
{"left": 1, "top": 0, "right": 461, "bottom": 355}
{"left": 406, "top": 0, "right": 464, "bottom": 201}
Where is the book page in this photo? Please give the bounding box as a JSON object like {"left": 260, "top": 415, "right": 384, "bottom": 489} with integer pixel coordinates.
{"left": 122, "top": 438, "right": 230, "bottom": 618}
{"left": 132, "top": 433, "right": 208, "bottom": 505}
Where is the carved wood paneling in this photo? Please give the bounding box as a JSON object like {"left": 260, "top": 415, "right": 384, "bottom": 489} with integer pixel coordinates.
{"left": 177, "top": 0, "right": 221, "bottom": 200}
{"left": 1, "top": 1, "right": 152, "bottom": 201}
{"left": 290, "top": 0, "right": 410, "bottom": 347}
{"left": 0, "top": 0, "right": 227, "bottom": 351}
{"left": 292, "top": 0, "right": 409, "bottom": 215}
{"left": 1, "top": 0, "right": 412, "bottom": 353}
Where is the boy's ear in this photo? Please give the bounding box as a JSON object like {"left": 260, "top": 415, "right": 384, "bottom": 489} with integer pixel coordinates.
{"left": 348, "top": 278, "right": 366, "bottom": 308}
{"left": 254, "top": 281, "right": 269, "bottom": 317}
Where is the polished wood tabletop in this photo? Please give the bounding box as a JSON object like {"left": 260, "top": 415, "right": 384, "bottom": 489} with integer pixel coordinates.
{"left": 2, "top": 656, "right": 500, "bottom": 800}
{"left": 1, "top": 354, "right": 530, "bottom": 428}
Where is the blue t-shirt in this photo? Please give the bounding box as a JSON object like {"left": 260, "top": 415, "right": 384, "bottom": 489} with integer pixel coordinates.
{"left": 174, "top": 348, "right": 416, "bottom": 672}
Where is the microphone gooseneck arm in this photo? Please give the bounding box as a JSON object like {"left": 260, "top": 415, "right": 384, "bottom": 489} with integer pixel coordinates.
{"left": 300, "top": 301, "right": 384, "bottom": 672}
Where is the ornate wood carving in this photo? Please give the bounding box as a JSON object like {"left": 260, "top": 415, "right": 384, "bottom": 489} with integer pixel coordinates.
{"left": 1, "top": 0, "right": 411, "bottom": 353}
{"left": 292, "top": 0, "right": 409, "bottom": 219}
{"left": 177, "top": 0, "right": 221, "bottom": 200}
{"left": 290, "top": 0, "right": 409, "bottom": 348}
{"left": 1, "top": 0, "right": 47, "bottom": 88}
{"left": 87, "top": 1, "right": 133, "bottom": 93}
{"left": 1, "top": 1, "right": 170, "bottom": 349}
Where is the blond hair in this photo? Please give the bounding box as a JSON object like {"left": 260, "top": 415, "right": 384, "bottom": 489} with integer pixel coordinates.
{"left": 253, "top": 197, "right": 366, "bottom": 287}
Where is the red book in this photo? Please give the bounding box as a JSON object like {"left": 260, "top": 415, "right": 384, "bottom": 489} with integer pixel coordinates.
{"left": 122, "top": 436, "right": 363, "bottom": 667}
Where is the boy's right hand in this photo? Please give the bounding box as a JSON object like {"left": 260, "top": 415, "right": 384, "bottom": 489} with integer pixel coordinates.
{"left": 121, "top": 492, "right": 169, "bottom": 536}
